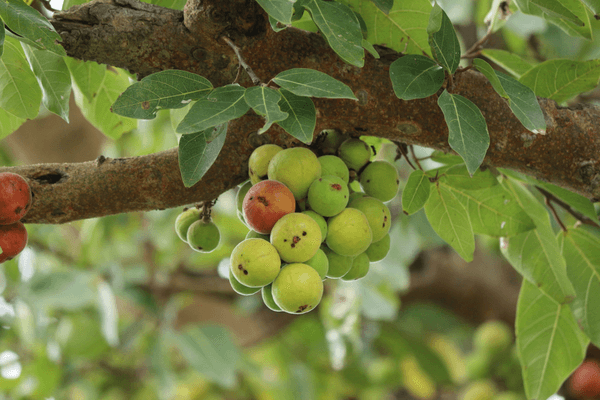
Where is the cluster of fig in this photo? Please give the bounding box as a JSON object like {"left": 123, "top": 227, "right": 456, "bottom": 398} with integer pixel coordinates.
{"left": 174, "top": 201, "right": 221, "bottom": 253}
{"left": 230, "top": 134, "right": 400, "bottom": 315}
{"left": 0, "top": 172, "right": 31, "bottom": 264}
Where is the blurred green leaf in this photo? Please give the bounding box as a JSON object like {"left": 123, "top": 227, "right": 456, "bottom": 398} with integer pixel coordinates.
{"left": 273, "top": 68, "right": 358, "bottom": 100}
{"left": 26, "top": 271, "right": 96, "bottom": 310}
{"left": 530, "top": 0, "right": 584, "bottom": 25}
{"left": 0, "top": 108, "right": 25, "bottom": 141}
{"left": 480, "top": 49, "right": 534, "bottom": 79}
{"left": 389, "top": 55, "right": 445, "bottom": 100}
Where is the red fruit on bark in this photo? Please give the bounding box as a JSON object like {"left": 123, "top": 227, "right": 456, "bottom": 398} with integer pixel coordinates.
{"left": 0, "top": 221, "right": 28, "bottom": 263}
{"left": 569, "top": 360, "right": 600, "bottom": 398}
{"left": 0, "top": 172, "right": 32, "bottom": 225}
{"left": 243, "top": 180, "right": 296, "bottom": 234}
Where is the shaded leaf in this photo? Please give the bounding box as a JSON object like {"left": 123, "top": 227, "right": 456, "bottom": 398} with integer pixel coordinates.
{"left": 244, "top": 86, "right": 288, "bottom": 134}
{"left": 427, "top": 3, "right": 461, "bottom": 74}
{"left": 402, "top": 169, "right": 431, "bottom": 215}
{"left": 480, "top": 49, "right": 534, "bottom": 79}
{"left": 389, "top": 55, "right": 445, "bottom": 100}
{"left": 111, "top": 70, "right": 213, "bottom": 119}
{"left": 256, "top": 0, "right": 295, "bottom": 24}
{"left": 530, "top": 0, "right": 584, "bottom": 25}
{"left": 0, "top": 23, "right": 4, "bottom": 57}
{"left": 369, "top": 0, "right": 393, "bottom": 14}
{"left": 276, "top": 88, "right": 316, "bottom": 144}
{"left": 178, "top": 124, "right": 227, "bottom": 187}
{"left": 273, "top": 68, "right": 358, "bottom": 99}
{"left": 539, "top": 182, "right": 599, "bottom": 222}
{"left": 440, "top": 163, "right": 498, "bottom": 190}
{"left": 64, "top": 58, "right": 106, "bottom": 102}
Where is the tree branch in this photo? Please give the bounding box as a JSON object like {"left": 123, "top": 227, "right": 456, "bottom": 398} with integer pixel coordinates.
{"left": 5, "top": 0, "right": 597, "bottom": 224}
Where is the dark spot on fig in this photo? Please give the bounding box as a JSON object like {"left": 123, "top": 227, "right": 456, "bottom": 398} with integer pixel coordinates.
{"left": 238, "top": 264, "right": 243, "bottom": 270}
{"left": 249, "top": 169, "right": 255, "bottom": 176}
{"left": 291, "top": 243, "right": 295, "bottom": 248}
{"left": 302, "top": 231, "right": 307, "bottom": 236}
{"left": 296, "top": 304, "right": 309, "bottom": 312}
{"left": 243, "top": 270, "right": 248, "bottom": 275}
{"left": 15, "top": 207, "right": 22, "bottom": 214}
{"left": 367, "top": 179, "right": 370, "bottom": 183}
{"left": 396, "top": 179, "right": 400, "bottom": 184}
{"left": 258, "top": 196, "right": 269, "bottom": 206}
{"left": 293, "top": 236, "right": 301, "bottom": 244}
{"left": 331, "top": 184, "right": 342, "bottom": 190}
{"left": 284, "top": 239, "right": 287, "bottom": 242}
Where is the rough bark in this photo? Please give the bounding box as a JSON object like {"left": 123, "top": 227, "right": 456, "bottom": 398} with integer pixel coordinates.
{"left": 2, "top": 0, "right": 598, "bottom": 224}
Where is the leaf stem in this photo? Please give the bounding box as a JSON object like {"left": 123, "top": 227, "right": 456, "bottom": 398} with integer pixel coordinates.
{"left": 536, "top": 186, "right": 600, "bottom": 229}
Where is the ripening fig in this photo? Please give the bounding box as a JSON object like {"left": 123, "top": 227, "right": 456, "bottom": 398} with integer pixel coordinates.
{"left": 322, "top": 245, "right": 354, "bottom": 279}
{"left": 0, "top": 172, "right": 32, "bottom": 225}
{"left": 338, "top": 138, "right": 371, "bottom": 171}
{"left": 341, "top": 252, "right": 370, "bottom": 281}
{"left": 272, "top": 263, "right": 324, "bottom": 314}
{"left": 569, "top": 360, "right": 600, "bottom": 398}
{"left": 473, "top": 320, "right": 513, "bottom": 357}
{"left": 268, "top": 147, "right": 321, "bottom": 200}
{"left": 248, "top": 144, "right": 283, "bottom": 185}
{"left": 243, "top": 180, "right": 296, "bottom": 234}
{"left": 270, "top": 213, "right": 322, "bottom": 263}
{"left": 318, "top": 129, "right": 349, "bottom": 154}
{"left": 174, "top": 208, "right": 201, "bottom": 242}
{"left": 359, "top": 160, "right": 400, "bottom": 202}
{"left": 365, "top": 233, "right": 390, "bottom": 262}
{"left": 262, "top": 283, "right": 282, "bottom": 312}
{"left": 187, "top": 220, "right": 220, "bottom": 252}
{"left": 307, "top": 176, "right": 349, "bottom": 217}
{"left": 348, "top": 196, "right": 391, "bottom": 242}
{"left": 301, "top": 210, "right": 327, "bottom": 242}
{"left": 326, "top": 208, "right": 372, "bottom": 257}
{"left": 246, "top": 230, "right": 270, "bottom": 241}
{"left": 229, "top": 270, "right": 261, "bottom": 296}
{"left": 0, "top": 222, "right": 28, "bottom": 263}
{"left": 304, "top": 248, "right": 329, "bottom": 279}
{"left": 318, "top": 155, "right": 350, "bottom": 184}
{"left": 230, "top": 238, "right": 281, "bottom": 287}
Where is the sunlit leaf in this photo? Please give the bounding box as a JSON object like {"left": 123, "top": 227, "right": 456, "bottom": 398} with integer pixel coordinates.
{"left": 402, "top": 169, "right": 431, "bottom": 215}
{"left": 273, "top": 68, "right": 358, "bottom": 100}
{"left": 440, "top": 164, "right": 498, "bottom": 190}
{"left": 480, "top": 49, "right": 534, "bottom": 79}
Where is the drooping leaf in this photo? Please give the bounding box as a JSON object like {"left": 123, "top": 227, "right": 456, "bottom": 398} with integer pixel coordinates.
{"left": 276, "top": 88, "right": 316, "bottom": 144}
{"left": 369, "top": 0, "right": 393, "bottom": 14}
{"left": 21, "top": 44, "right": 71, "bottom": 122}
{"left": 304, "top": 0, "right": 365, "bottom": 67}
{"left": 176, "top": 85, "right": 249, "bottom": 134}
{"left": 402, "top": 169, "right": 431, "bottom": 215}
{"left": 64, "top": 58, "right": 106, "bottom": 102}
{"left": 516, "top": 280, "right": 588, "bottom": 400}
{"left": 513, "top": 0, "right": 591, "bottom": 39}
{"left": 389, "top": 55, "right": 445, "bottom": 100}
{"left": 244, "top": 86, "right": 288, "bottom": 134}
{"left": 530, "top": 0, "right": 584, "bottom": 25}
{"left": 500, "top": 179, "right": 575, "bottom": 304}
{"left": 424, "top": 182, "right": 475, "bottom": 261}
{"left": 480, "top": 49, "right": 534, "bottom": 79}
{"left": 175, "top": 325, "right": 241, "bottom": 388}
{"left": 256, "top": 0, "right": 295, "bottom": 24}
{"left": 111, "top": 70, "right": 213, "bottom": 119}
{"left": 427, "top": 3, "right": 461, "bottom": 74}
{"left": 178, "top": 124, "right": 227, "bottom": 187}
{"left": 519, "top": 59, "right": 600, "bottom": 103}
{"left": 437, "top": 90, "right": 490, "bottom": 176}
{"left": 440, "top": 164, "right": 498, "bottom": 190}
{"left": 0, "top": 0, "right": 65, "bottom": 56}
{"left": 0, "top": 38, "right": 41, "bottom": 120}
{"left": 273, "top": 68, "right": 358, "bottom": 100}
{"left": 560, "top": 226, "right": 600, "bottom": 347}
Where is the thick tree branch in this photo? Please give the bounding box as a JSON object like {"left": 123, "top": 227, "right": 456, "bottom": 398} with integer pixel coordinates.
{"left": 4, "top": 0, "right": 598, "bottom": 224}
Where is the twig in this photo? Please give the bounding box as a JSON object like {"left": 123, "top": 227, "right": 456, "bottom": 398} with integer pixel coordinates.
{"left": 536, "top": 186, "right": 600, "bottom": 228}
{"left": 463, "top": 30, "right": 494, "bottom": 59}
{"left": 544, "top": 195, "right": 568, "bottom": 232}
{"left": 222, "top": 36, "right": 262, "bottom": 86}
{"left": 409, "top": 145, "right": 423, "bottom": 171}
{"left": 396, "top": 143, "right": 416, "bottom": 170}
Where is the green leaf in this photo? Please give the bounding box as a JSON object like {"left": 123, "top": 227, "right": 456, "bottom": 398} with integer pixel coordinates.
{"left": 0, "top": 108, "right": 24, "bottom": 140}
{"left": 26, "top": 271, "right": 96, "bottom": 310}
{"left": 72, "top": 67, "right": 137, "bottom": 140}
{"left": 519, "top": 59, "right": 600, "bottom": 103}
{"left": 369, "top": 0, "right": 393, "bottom": 14}
{"left": 443, "top": 183, "right": 536, "bottom": 237}
{"left": 402, "top": 170, "right": 431, "bottom": 215}
{"left": 244, "top": 86, "right": 288, "bottom": 134}
{"left": 580, "top": 0, "right": 600, "bottom": 16}
{"left": 0, "top": 38, "right": 41, "bottom": 119}
{"left": 437, "top": 90, "right": 490, "bottom": 176}
{"left": 424, "top": 182, "right": 475, "bottom": 261}
{"left": 440, "top": 164, "right": 498, "bottom": 190}
{"left": 178, "top": 124, "right": 227, "bottom": 187}
{"left": 539, "top": 182, "right": 599, "bottom": 222}
{"left": 256, "top": 0, "right": 295, "bottom": 24}
{"left": 176, "top": 84, "right": 249, "bottom": 134}
{"left": 560, "top": 226, "right": 600, "bottom": 347}
{"left": 389, "top": 55, "right": 445, "bottom": 100}
{"left": 21, "top": 44, "right": 71, "bottom": 122}
{"left": 65, "top": 58, "right": 106, "bottom": 102}
{"left": 530, "top": 0, "right": 584, "bottom": 25}
{"left": 501, "top": 179, "right": 576, "bottom": 303}
{"left": 516, "top": 280, "right": 588, "bottom": 400}
{"left": 473, "top": 59, "right": 546, "bottom": 134}
{"left": 111, "top": 70, "right": 213, "bottom": 119}
{"left": 427, "top": 3, "right": 461, "bottom": 74}
{"left": 273, "top": 68, "right": 357, "bottom": 99}
{"left": 304, "top": 0, "right": 365, "bottom": 67}
{"left": 480, "top": 49, "right": 534, "bottom": 79}
{"left": 429, "top": 151, "right": 465, "bottom": 166}
{"left": 337, "top": 0, "right": 432, "bottom": 55}
{"left": 0, "top": 22, "right": 4, "bottom": 57}
{"left": 0, "top": 0, "right": 65, "bottom": 56}
{"left": 175, "top": 325, "right": 240, "bottom": 388}
{"left": 276, "top": 89, "right": 316, "bottom": 144}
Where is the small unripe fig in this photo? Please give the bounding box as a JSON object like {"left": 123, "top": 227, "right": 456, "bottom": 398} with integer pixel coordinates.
{"left": 248, "top": 144, "right": 283, "bottom": 185}
{"left": 326, "top": 208, "right": 372, "bottom": 257}
{"left": 268, "top": 147, "right": 321, "bottom": 200}
{"left": 0, "top": 172, "right": 32, "bottom": 225}
{"left": 318, "top": 155, "right": 350, "bottom": 183}
{"left": 229, "top": 270, "right": 261, "bottom": 296}
{"left": 365, "top": 233, "right": 391, "bottom": 262}
{"left": 243, "top": 180, "right": 296, "bottom": 234}
{"left": 569, "top": 360, "right": 600, "bottom": 398}
{"left": 272, "top": 263, "right": 323, "bottom": 314}
{"left": 348, "top": 196, "right": 391, "bottom": 242}
{"left": 473, "top": 320, "right": 513, "bottom": 356}
{"left": 359, "top": 161, "right": 400, "bottom": 202}
{"left": 318, "top": 129, "right": 349, "bottom": 154}
{"left": 322, "top": 245, "right": 354, "bottom": 278}
{"left": 465, "top": 351, "right": 493, "bottom": 381}
{"left": 459, "top": 380, "right": 497, "bottom": 400}
{"left": 0, "top": 221, "right": 28, "bottom": 263}
{"left": 187, "top": 220, "right": 220, "bottom": 252}
{"left": 307, "top": 176, "right": 349, "bottom": 217}
{"left": 338, "top": 138, "right": 371, "bottom": 171}
{"left": 230, "top": 238, "right": 281, "bottom": 287}
{"left": 261, "top": 283, "right": 282, "bottom": 312}
{"left": 301, "top": 211, "right": 327, "bottom": 242}
{"left": 271, "top": 213, "right": 322, "bottom": 263}
{"left": 341, "top": 252, "right": 370, "bottom": 281}
{"left": 174, "top": 208, "right": 201, "bottom": 242}
{"left": 304, "top": 248, "right": 329, "bottom": 279}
